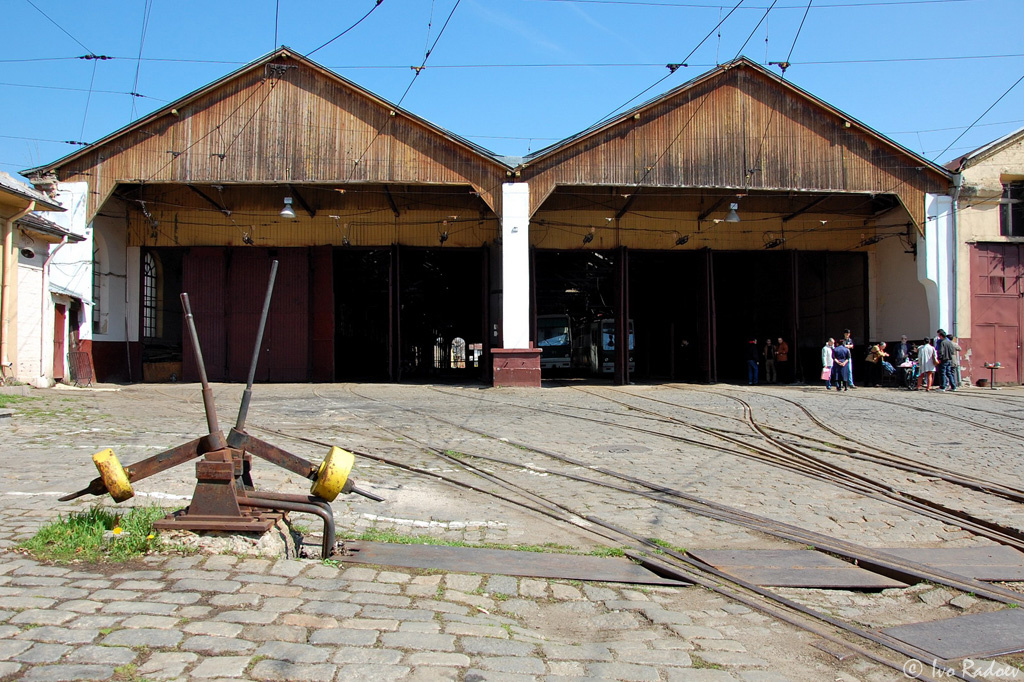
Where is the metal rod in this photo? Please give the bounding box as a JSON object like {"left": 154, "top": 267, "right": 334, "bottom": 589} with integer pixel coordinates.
{"left": 235, "top": 260, "right": 279, "bottom": 432}
{"left": 239, "top": 494, "right": 336, "bottom": 559}
{"left": 181, "top": 292, "right": 223, "bottom": 444}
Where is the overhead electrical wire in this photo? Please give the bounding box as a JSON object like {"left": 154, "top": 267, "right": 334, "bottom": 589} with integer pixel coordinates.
{"left": 734, "top": 0, "right": 776, "bottom": 58}
{"left": 399, "top": 0, "right": 462, "bottom": 105}
{"left": 0, "top": 81, "right": 164, "bottom": 100}
{"left": 586, "top": 0, "right": 746, "bottom": 132}
{"left": 306, "top": 0, "right": 385, "bottom": 57}
{"left": 129, "top": 0, "right": 156, "bottom": 122}
{"left": 935, "top": 72, "right": 1024, "bottom": 162}
{"left": 528, "top": 0, "right": 974, "bottom": 8}
{"left": 5, "top": 52, "right": 1024, "bottom": 70}
{"left": 22, "top": 0, "right": 94, "bottom": 54}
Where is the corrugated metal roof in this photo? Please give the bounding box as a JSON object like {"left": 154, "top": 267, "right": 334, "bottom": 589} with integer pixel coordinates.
{"left": 946, "top": 124, "right": 1024, "bottom": 171}
{"left": 0, "top": 172, "right": 64, "bottom": 211}
{"left": 49, "top": 281, "right": 89, "bottom": 302}
{"left": 15, "top": 211, "right": 84, "bottom": 242}
{"left": 21, "top": 47, "right": 512, "bottom": 178}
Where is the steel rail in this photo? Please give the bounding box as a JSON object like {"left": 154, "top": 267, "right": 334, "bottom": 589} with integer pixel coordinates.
{"left": 280, "top": 387, "right": 981, "bottom": 682}
{"left": 425, "top": 385, "right": 1024, "bottom": 554}
{"left": 679, "top": 385, "right": 1024, "bottom": 501}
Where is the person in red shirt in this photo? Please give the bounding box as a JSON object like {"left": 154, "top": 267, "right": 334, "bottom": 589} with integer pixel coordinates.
{"left": 776, "top": 337, "right": 789, "bottom": 383}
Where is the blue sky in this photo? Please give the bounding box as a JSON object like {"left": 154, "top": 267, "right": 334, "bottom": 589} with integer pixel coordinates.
{"left": 2, "top": 0, "right": 1023, "bottom": 181}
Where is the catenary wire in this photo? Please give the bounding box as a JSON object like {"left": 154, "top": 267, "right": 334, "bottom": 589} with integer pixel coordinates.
{"left": 305, "top": 0, "right": 386, "bottom": 57}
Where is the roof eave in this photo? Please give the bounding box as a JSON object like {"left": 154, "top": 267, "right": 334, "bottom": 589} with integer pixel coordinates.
{"left": 22, "top": 47, "right": 511, "bottom": 178}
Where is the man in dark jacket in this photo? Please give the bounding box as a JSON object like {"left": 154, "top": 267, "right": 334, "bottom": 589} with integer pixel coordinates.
{"left": 746, "top": 338, "right": 759, "bottom": 385}
{"left": 936, "top": 329, "right": 957, "bottom": 391}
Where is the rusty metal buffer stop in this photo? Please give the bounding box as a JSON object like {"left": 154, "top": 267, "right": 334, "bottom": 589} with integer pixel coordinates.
{"left": 61, "top": 261, "right": 382, "bottom": 558}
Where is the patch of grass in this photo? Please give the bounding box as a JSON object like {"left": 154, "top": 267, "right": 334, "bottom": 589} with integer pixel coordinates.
{"left": 112, "top": 663, "right": 154, "bottom": 681}
{"left": 690, "top": 654, "right": 722, "bottom": 670}
{"left": 648, "top": 538, "right": 686, "bottom": 554}
{"left": 0, "top": 394, "right": 34, "bottom": 409}
{"left": 443, "top": 449, "right": 464, "bottom": 459}
{"left": 19, "top": 505, "right": 167, "bottom": 563}
{"left": 353, "top": 528, "right": 579, "bottom": 554}
{"left": 586, "top": 546, "right": 625, "bottom": 558}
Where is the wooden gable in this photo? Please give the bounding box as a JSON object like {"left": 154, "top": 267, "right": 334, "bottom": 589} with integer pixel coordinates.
{"left": 520, "top": 58, "right": 950, "bottom": 229}
{"left": 26, "top": 50, "right": 509, "bottom": 222}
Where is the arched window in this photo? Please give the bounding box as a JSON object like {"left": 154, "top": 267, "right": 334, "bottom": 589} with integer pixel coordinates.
{"left": 142, "top": 252, "right": 159, "bottom": 339}
{"left": 92, "top": 242, "right": 102, "bottom": 334}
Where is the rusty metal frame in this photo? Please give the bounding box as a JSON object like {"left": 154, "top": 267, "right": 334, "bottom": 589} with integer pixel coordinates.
{"left": 61, "top": 260, "right": 380, "bottom": 559}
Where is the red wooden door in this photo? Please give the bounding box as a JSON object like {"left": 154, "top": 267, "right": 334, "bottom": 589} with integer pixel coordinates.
{"left": 970, "top": 244, "right": 1023, "bottom": 384}
{"left": 53, "top": 304, "right": 66, "bottom": 381}
{"left": 182, "top": 248, "right": 228, "bottom": 382}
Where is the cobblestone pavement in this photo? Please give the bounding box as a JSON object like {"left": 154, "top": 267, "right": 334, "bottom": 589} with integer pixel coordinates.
{"left": 2, "top": 381, "right": 1024, "bottom": 681}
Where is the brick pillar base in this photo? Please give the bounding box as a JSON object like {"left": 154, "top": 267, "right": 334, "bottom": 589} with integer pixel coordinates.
{"left": 491, "top": 348, "right": 542, "bottom": 387}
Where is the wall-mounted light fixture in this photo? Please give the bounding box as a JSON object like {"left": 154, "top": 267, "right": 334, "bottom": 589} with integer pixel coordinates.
{"left": 725, "top": 203, "right": 740, "bottom": 223}
{"left": 582, "top": 228, "right": 595, "bottom": 245}
{"left": 675, "top": 234, "right": 689, "bottom": 246}
{"left": 280, "top": 197, "right": 296, "bottom": 219}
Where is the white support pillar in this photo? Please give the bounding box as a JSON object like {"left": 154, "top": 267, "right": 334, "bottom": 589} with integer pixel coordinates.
{"left": 493, "top": 182, "right": 541, "bottom": 387}
{"left": 918, "top": 194, "right": 954, "bottom": 335}
{"left": 501, "top": 183, "right": 530, "bottom": 349}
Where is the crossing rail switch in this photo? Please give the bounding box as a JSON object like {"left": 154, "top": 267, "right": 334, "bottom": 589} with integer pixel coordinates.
{"left": 59, "top": 261, "right": 382, "bottom": 558}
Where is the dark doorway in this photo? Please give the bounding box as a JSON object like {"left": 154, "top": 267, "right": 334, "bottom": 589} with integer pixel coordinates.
{"left": 532, "top": 250, "right": 618, "bottom": 379}
{"left": 796, "top": 252, "right": 868, "bottom": 384}
{"left": 628, "top": 251, "right": 704, "bottom": 381}
{"left": 399, "top": 248, "right": 487, "bottom": 382}
{"left": 712, "top": 251, "right": 793, "bottom": 384}
{"left": 334, "top": 248, "right": 391, "bottom": 381}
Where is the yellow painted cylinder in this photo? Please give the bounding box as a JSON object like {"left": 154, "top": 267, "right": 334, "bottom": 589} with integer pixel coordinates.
{"left": 310, "top": 446, "right": 354, "bottom": 502}
{"left": 92, "top": 449, "right": 134, "bottom": 503}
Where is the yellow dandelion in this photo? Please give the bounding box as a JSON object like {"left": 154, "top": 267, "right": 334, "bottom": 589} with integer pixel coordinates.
{"left": 112, "top": 527, "right": 123, "bottom": 535}
{"left": 146, "top": 534, "right": 155, "bottom": 540}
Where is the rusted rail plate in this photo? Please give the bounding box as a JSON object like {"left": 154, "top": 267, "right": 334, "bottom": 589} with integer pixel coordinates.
{"left": 688, "top": 549, "right": 907, "bottom": 589}
{"left": 878, "top": 546, "right": 1024, "bottom": 581}
{"left": 340, "top": 541, "right": 689, "bottom": 585}
{"left": 882, "top": 609, "right": 1024, "bottom": 659}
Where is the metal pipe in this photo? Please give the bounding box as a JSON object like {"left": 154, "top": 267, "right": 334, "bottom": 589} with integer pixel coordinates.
{"left": 235, "top": 260, "right": 278, "bottom": 432}
{"left": 180, "top": 292, "right": 223, "bottom": 445}
{"left": 239, "top": 494, "right": 336, "bottom": 559}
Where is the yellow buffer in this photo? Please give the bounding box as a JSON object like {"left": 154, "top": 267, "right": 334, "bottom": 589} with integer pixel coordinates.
{"left": 92, "top": 449, "right": 134, "bottom": 503}
{"left": 310, "top": 446, "right": 354, "bottom": 502}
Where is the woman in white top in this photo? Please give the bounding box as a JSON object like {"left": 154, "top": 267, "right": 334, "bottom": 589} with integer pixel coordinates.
{"left": 916, "top": 338, "right": 937, "bottom": 391}
{"left": 821, "top": 339, "right": 835, "bottom": 390}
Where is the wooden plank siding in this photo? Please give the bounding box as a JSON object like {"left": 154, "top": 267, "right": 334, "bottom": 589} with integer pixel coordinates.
{"left": 30, "top": 50, "right": 509, "bottom": 229}
{"left": 521, "top": 59, "right": 950, "bottom": 232}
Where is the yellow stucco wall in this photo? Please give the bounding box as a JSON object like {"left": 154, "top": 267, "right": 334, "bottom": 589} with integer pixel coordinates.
{"left": 955, "top": 134, "right": 1024, "bottom": 332}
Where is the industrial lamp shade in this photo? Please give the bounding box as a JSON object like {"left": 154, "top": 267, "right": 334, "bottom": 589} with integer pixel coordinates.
{"left": 280, "top": 197, "right": 296, "bottom": 219}
{"left": 725, "top": 203, "right": 740, "bottom": 223}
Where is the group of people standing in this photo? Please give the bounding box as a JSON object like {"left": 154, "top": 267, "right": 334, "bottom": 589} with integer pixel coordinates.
{"left": 820, "top": 330, "right": 961, "bottom": 392}
{"left": 909, "top": 329, "right": 961, "bottom": 391}
{"left": 821, "top": 330, "right": 856, "bottom": 390}
{"left": 745, "top": 337, "right": 790, "bottom": 385}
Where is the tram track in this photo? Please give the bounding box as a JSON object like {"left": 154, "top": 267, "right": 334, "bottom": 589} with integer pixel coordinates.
{"left": 412, "top": 384, "right": 1024, "bottom": 555}
{"left": 243, "top": 383, "right": 1024, "bottom": 682}
{"left": 655, "top": 384, "right": 1024, "bottom": 504}
{"left": 143, "top": 381, "right": 1024, "bottom": 679}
